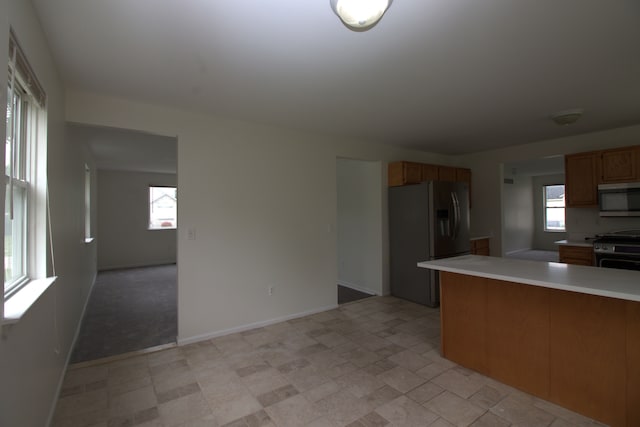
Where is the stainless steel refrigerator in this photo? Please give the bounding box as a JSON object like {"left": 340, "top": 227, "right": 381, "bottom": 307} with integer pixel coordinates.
{"left": 389, "top": 181, "right": 470, "bottom": 307}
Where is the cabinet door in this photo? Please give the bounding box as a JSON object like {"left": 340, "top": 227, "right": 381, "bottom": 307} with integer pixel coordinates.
{"left": 471, "top": 238, "right": 490, "bottom": 256}
{"left": 601, "top": 147, "right": 637, "bottom": 183}
{"left": 438, "top": 166, "right": 457, "bottom": 181}
{"left": 421, "top": 164, "right": 438, "bottom": 181}
{"left": 565, "top": 152, "right": 599, "bottom": 207}
{"left": 388, "top": 161, "right": 422, "bottom": 186}
{"left": 558, "top": 246, "right": 593, "bottom": 266}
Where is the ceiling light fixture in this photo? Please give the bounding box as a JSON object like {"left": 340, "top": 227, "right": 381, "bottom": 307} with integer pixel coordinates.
{"left": 550, "top": 109, "right": 584, "bottom": 126}
{"left": 330, "top": 0, "right": 393, "bottom": 31}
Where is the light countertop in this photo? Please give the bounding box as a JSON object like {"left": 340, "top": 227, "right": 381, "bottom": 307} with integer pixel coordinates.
{"left": 554, "top": 239, "right": 594, "bottom": 247}
{"left": 418, "top": 255, "right": 640, "bottom": 302}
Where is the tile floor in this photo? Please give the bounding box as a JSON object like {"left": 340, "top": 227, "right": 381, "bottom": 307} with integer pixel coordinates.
{"left": 53, "top": 296, "right": 607, "bottom": 427}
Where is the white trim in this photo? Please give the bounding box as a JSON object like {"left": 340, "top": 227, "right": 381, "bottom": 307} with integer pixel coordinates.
{"left": 337, "top": 280, "right": 377, "bottom": 296}
{"left": 505, "top": 248, "right": 533, "bottom": 256}
{"left": 98, "top": 261, "right": 176, "bottom": 272}
{"left": 2, "top": 276, "right": 57, "bottom": 324}
{"left": 177, "top": 304, "right": 338, "bottom": 346}
{"left": 45, "top": 272, "right": 97, "bottom": 427}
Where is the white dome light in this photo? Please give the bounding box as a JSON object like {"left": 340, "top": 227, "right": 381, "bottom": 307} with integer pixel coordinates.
{"left": 330, "top": 0, "right": 392, "bottom": 31}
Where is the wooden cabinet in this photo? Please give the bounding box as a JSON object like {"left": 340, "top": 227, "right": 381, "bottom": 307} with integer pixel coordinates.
{"left": 471, "top": 238, "right": 490, "bottom": 255}
{"left": 440, "top": 271, "right": 639, "bottom": 427}
{"left": 601, "top": 146, "right": 639, "bottom": 183}
{"left": 421, "top": 163, "right": 438, "bottom": 181}
{"left": 437, "top": 166, "right": 457, "bottom": 181}
{"left": 558, "top": 245, "right": 593, "bottom": 266}
{"left": 388, "top": 161, "right": 423, "bottom": 186}
{"left": 565, "top": 151, "right": 599, "bottom": 207}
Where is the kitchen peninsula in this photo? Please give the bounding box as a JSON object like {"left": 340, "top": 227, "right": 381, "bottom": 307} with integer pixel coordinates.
{"left": 418, "top": 255, "right": 640, "bottom": 427}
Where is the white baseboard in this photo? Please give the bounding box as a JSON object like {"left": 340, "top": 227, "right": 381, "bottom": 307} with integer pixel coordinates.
{"left": 505, "top": 248, "right": 533, "bottom": 256}
{"left": 98, "top": 260, "right": 177, "bottom": 271}
{"left": 46, "top": 271, "right": 98, "bottom": 427}
{"left": 337, "top": 280, "right": 377, "bottom": 296}
{"left": 177, "top": 304, "right": 338, "bottom": 346}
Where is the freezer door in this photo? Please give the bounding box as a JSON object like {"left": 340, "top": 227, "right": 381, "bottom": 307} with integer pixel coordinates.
{"left": 430, "top": 181, "right": 471, "bottom": 257}
{"left": 389, "top": 184, "right": 437, "bottom": 306}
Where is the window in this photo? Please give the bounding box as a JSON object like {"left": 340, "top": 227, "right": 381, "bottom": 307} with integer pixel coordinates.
{"left": 84, "top": 163, "right": 93, "bottom": 242}
{"left": 149, "top": 186, "right": 177, "bottom": 230}
{"left": 544, "top": 184, "right": 565, "bottom": 232}
{"left": 4, "top": 31, "right": 48, "bottom": 301}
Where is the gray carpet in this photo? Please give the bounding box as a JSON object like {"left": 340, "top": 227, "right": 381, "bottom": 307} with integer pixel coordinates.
{"left": 338, "top": 285, "right": 373, "bottom": 304}
{"left": 70, "top": 264, "right": 177, "bottom": 363}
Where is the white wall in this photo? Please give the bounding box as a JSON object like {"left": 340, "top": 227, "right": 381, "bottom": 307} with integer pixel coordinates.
{"left": 462, "top": 125, "right": 640, "bottom": 256}
{"left": 502, "top": 175, "right": 534, "bottom": 254}
{"left": 97, "top": 170, "right": 177, "bottom": 270}
{"left": 65, "top": 90, "right": 452, "bottom": 343}
{"left": 0, "top": 1, "right": 97, "bottom": 426}
{"left": 532, "top": 174, "right": 567, "bottom": 250}
{"left": 337, "top": 158, "right": 383, "bottom": 296}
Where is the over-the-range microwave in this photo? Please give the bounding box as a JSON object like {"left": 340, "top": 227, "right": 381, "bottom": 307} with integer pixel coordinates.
{"left": 598, "top": 182, "right": 640, "bottom": 216}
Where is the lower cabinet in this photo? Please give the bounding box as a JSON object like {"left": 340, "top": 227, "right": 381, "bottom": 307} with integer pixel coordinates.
{"left": 559, "top": 245, "right": 593, "bottom": 266}
{"left": 470, "top": 238, "right": 490, "bottom": 255}
{"left": 440, "top": 272, "right": 637, "bottom": 427}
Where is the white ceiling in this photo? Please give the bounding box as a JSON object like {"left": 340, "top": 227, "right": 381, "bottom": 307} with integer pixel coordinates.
{"left": 33, "top": 0, "right": 640, "bottom": 155}
{"left": 69, "top": 124, "right": 177, "bottom": 174}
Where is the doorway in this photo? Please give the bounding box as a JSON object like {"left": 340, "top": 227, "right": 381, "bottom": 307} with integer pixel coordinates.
{"left": 68, "top": 123, "right": 178, "bottom": 363}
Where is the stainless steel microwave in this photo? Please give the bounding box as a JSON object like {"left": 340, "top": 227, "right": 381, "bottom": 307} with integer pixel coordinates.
{"left": 598, "top": 182, "right": 640, "bottom": 216}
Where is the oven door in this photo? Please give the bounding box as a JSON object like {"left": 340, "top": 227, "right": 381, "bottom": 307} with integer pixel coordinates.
{"left": 595, "top": 253, "right": 640, "bottom": 271}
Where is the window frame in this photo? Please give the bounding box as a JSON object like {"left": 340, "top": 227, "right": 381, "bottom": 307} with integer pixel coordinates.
{"left": 148, "top": 185, "right": 177, "bottom": 230}
{"left": 543, "top": 184, "right": 566, "bottom": 232}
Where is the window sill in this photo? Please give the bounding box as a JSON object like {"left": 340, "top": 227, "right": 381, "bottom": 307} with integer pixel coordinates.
{"left": 3, "top": 276, "right": 57, "bottom": 325}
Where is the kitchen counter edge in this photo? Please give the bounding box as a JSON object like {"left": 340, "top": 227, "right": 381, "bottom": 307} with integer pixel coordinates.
{"left": 418, "top": 255, "right": 640, "bottom": 302}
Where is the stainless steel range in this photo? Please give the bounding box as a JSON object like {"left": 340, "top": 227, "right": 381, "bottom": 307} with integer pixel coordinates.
{"left": 593, "top": 230, "right": 640, "bottom": 271}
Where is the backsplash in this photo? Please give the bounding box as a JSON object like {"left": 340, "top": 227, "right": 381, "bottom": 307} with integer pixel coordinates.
{"left": 566, "top": 207, "right": 640, "bottom": 239}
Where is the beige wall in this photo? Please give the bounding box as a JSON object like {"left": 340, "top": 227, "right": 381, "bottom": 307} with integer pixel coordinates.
{"left": 337, "top": 158, "right": 384, "bottom": 296}
{"left": 97, "top": 170, "right": 177, "bottom": 270}
{"left": 0, "top": 1, "right": 98, "bottom": 426}
{"left": 502, "top": 175, "right": 534, "bottom": 254}
{"left": 65, "top": 90, "right": 450, "bottom": 344}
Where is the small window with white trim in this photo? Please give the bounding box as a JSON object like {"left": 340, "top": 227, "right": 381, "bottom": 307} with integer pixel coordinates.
{"left": 543, "top": 184, "right": 565, "bottom": 232}
{"left": 149, "top": 186, "right": 177, "bottom": 230}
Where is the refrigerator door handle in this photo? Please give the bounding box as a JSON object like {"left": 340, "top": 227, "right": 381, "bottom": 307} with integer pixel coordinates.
{"left": 451, "top": 192, "right": 460, "bottom": 239}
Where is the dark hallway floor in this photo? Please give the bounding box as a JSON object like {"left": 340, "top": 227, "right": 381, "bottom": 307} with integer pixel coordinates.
{"left": 337, "top": 284, "right": 374, "bottom": 304}
{"left": 70, "top": 264, "right": 177, "bottom": 364}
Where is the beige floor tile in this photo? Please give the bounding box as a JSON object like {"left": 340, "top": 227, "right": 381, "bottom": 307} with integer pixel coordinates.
{"left": 429, "top": 418, "right": 456, "bottom": 427}
{"left": 285, "top": 363, "right": 333, "bottom": 392}
{"left": 241, "top": 367, "right": 291, "bottom": 396}
{"left": 384, "top": 332, "right": 424, "bottom": 348}
{"left": 405, "top": 381, "right": 445, "bottom": 404}
{"left": 377, "top": 366, "right": 427, "bottom": 393}
{"left": 303, "top": 380, "right": 342, "bottom": 403}
{"left": 375, "top": 395, "right": 439, "bottom": 427}
{"left": 109, "top": 385, "right": 158, "bottom": 418}
{"left": 108, "top": 358, "right": 151, "bottom": 385}
{"left": 158, "top": 392, "right": 212, "bottom": 427}
{"left": 424, "top": 391, "right": 486, "bottom": 426}
{"left": 469, "top": 411, "right": 510, "bottom": 427}
{"left": 335, "top": 369, "right": 386, "bottom": 399}
{"left": 490, "top": 395, "right": 556, "bottom": 426}
{"left": 153, "top": 368, "right": 198, "bottom": 395}
{"left": 55, "top": 389, "right": 109, "bottom": 419}
{"left": 265, "top": 394, "right": 324, "bottom": 427}
{"left": 63, "top": 365, "right": 109, "bottom": 389}
{"left": 533, "top": 398, "right": 607, "bottom": 426}
{"left": 387, "top": 349, "right": 431, "bottom": 372}
{"left": 52, "top": 407, "right": 109, "bottom": 427}
{"left": 314, "top": 331, "right": 351, "bottom": 348}
{"left": 316, "top": 389, "right": 371, "bottom": 426}
{"left": 108, "top": 374, "right": 153, "bottom": 397}
{"left": 205, "top": 385, "right": 263, "bottom": 426}
{"left": 305, "top": 416, "right": 339, "bottom": 427}
{"left": 430, "top": 369, "right": 486, "bottom": 399}
{"left": 147, "top": 347, "right": 185, "bottom": 368}
{"left": 337, "top": 346, "right": 382, "bottom": 368}
{"left": 362, "top": 385, "right": 403, "bottom": 411}
{"left": 467, "top": 385, "right": 506, "bottom": 410}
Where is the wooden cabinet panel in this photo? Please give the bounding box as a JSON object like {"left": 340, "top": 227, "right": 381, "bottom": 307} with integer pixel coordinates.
{"left": 549, "top": 291, "right": 627, "bottom": 427}
{"left": 438, "top": 166, "right": 457, "bottom": 182}
{"left": 471, "top": 238, "right": 490, "bottom": 255}
{"left": 421, "top": 164, "right": 438, "bottom": 181}
{"left": 486, "top": 281, "right": 550, "bottom": 397}
{"left": 601, "top": 147, "right": 637, "bottom": 183}
{"left": 565, "top": 152, "right": 599, "bottom": 207}
{"left": 388, "top": 161, "right": 423, "bottom": 186}
{"left": 627, "top": 301, "right": 640, "bottom": 427}
{"left": 558, "top": 245, "right": 593, "bottom": 266}
{"left": 440, "top": 273, "right": 487, "bottom": 372}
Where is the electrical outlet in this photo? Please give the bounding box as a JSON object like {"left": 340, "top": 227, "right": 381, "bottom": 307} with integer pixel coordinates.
{"left": 187, "top": 228, "right": 196, "bottom": 240}
{"left": 268, "top": 286, "right": 274, "bottom": 296}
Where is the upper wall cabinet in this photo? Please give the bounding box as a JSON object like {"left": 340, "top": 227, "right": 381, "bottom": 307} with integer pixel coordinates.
{"left": 565, "top": 144, "right": 640, "bottom": 208}
{"left": 565, "top": 151, "right": 599, "bottom": 207}
{"left": 388, "top": 161, "right": 423, "bottom": 187}
{"left": 600, "top": 146, "right": 639, "bottom": 183}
